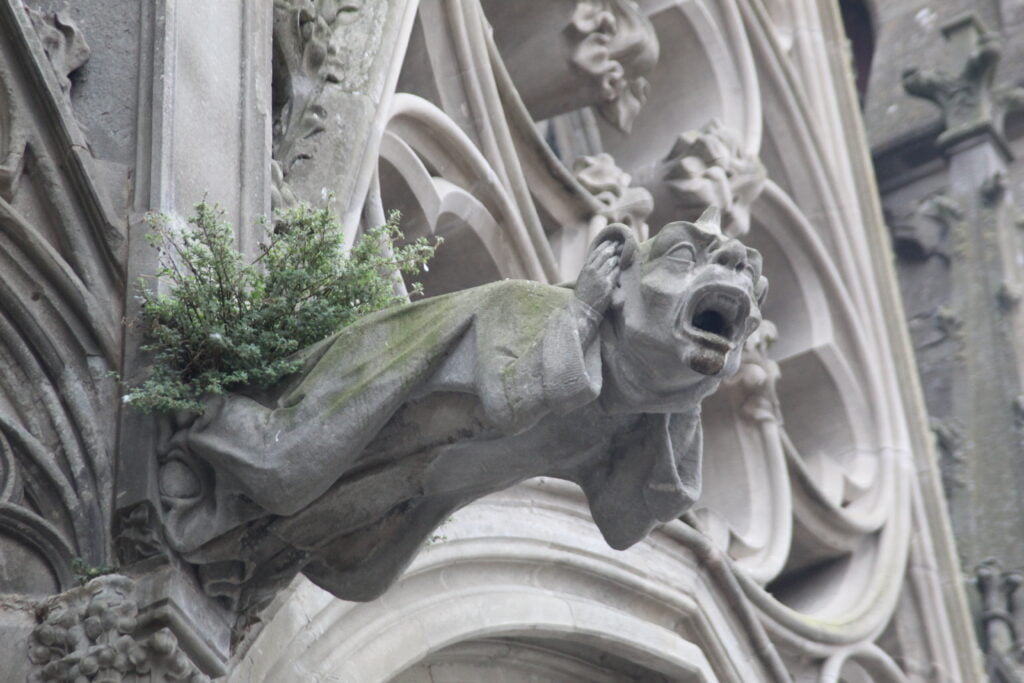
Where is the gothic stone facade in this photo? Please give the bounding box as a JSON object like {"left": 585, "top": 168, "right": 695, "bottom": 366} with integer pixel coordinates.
{"left": 0, "top": 0, "right": 984, "bottom": 681}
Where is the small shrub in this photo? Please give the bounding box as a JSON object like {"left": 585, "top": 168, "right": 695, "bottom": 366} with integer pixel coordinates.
{"left": 71, "top": 558, "right": 116, "bottom": 585}
{"left": 125, "top": 201, "right": 437, "bottom": 414}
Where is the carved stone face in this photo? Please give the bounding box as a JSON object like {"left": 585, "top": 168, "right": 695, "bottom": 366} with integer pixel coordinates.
{"left": 602, "top": 213, "right": 767, "bottom": 413}
{"left": 568, "top": 0, "right": 659, "bottom": 132}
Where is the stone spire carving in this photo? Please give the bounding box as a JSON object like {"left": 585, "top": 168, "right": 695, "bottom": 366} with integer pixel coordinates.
{"left": 902, "top": 15, "right": 1024, "bottom": 156}
{"left": 660, "top": 119, "right": 766, "bottom": 236}
{"left": 573, "top": 152, "right": 653, "bottom": 238}
{"left": 566, "top": 0, "right": 658, "bottom": 133}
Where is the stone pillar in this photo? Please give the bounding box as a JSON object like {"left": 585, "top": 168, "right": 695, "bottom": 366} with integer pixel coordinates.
{"left": 109, "top": 2, "right": 274, "bottom": 679}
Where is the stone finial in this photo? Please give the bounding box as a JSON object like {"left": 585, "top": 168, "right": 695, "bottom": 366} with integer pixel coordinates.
{"left": 902, "top": 15, "right": 1024, "bottom": 157}
{"left": 566, "top": 0, "right": 659, "bottom": 133}
{"left": 573, "top": 152, "right": 653, "bottom": 238}
{"left": 661, "top": 119, "right": 766, "bottom": 236}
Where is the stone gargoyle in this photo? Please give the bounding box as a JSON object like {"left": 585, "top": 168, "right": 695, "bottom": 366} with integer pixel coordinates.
{"left": 155, "top": 207, "right": 767, "bottom": 609}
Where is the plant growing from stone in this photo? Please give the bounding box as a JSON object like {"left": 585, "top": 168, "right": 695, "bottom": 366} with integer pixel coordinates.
{"left": 125, "top": 201, "right": 437, "bottom": 414}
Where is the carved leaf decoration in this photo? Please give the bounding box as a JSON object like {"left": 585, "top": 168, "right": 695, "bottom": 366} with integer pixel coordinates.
{"left": 0, "top": 0, "right": 124, "bottom": 583}
{"left": 272, "top": 0, "right": 346, "bottom": 176}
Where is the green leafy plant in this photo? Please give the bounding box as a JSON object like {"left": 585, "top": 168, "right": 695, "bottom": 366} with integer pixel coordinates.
{"left": 71, "top": 558, "right": 116, "bottom": 585}
{"left": 125, "top": 201, "right": 438, "bottom": 414}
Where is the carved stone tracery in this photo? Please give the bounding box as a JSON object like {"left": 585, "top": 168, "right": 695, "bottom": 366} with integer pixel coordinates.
{"left": 0, "top": 0, "right": 984, "bottom": 679}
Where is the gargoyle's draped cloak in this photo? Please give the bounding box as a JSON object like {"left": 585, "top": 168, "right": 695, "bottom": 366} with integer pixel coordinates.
{"left": 162, "top": 280, "right": 702, "bottom": 599}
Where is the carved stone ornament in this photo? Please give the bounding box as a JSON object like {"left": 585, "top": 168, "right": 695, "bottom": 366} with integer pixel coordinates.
{"left": 154, "top": 208, "right": 766, "bottom": 611}
{"left": 975, "top": 559, "right": 1024, "bottom": 681}
{"left": 889, "top": 193, "right": 962, "bottom": 261}
{"left": 27, "top": 575, "right": 207, "bottom": 683}
{"left": 573, "top": 152, "right": 653, "bottom": 238}
{"left": 271, "top": 0, "right": 364, "bottom": 207}
{"left": 902, "top": 17, "right": 1024, "bottom": 156}
{"left": 727, "top": 319, "right": 781, "bottom": 424}
{"left": 26, "top": 7, "right": 89, "bottom": 95}
{"left": 566, "top": 0, "right": 658, "bottom": 133}
{"left": 661, "top": 119, "right": 766, "bottom": 236}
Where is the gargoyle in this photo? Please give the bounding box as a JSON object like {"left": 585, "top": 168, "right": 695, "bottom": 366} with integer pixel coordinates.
{"left": 156, "top": 208, "right": 767, "bottom": 609}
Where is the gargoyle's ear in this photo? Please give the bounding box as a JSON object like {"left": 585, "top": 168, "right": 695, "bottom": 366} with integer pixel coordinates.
{"left": 589, "top": 222, "right": 638, "bottom": 269}
{"left": 755, "top": 276, "right": 769, "bottom": 307}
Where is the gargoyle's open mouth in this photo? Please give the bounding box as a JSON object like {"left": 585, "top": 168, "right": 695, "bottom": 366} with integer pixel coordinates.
{"left": 681, "top": 284, "right": 751, "bottom": 356}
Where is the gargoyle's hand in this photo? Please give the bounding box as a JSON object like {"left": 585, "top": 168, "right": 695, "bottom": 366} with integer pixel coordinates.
{"left": 573, "top": 238, "right": 622, "bottom": 343}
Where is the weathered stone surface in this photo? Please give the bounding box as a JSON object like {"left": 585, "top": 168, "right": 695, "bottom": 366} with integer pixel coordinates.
{"left": 27, "top": 575, "right": 210, "bottom": 683}
{"left": 157, "top": 210, "right": 765, "bottom": 608}
{"left": 656, "top": 119, "right": 765, "bottom": 236}
{"left": 572, "top": 152, "right": 652, "bottom": 238}
{"left": 902, "top": 17, "right": 1024, "bottom": 157}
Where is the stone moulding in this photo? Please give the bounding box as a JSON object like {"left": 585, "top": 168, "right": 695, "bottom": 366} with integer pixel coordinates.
{"left": 0, "top": 0, "right": 123, "bottom": 600}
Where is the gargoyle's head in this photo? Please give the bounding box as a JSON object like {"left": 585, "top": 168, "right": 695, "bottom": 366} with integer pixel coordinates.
{"left": 579, "top": 208, "right": 767, "bottom": 549}
{"left": 600, "top": 207, "right": 768, "bottom": 413}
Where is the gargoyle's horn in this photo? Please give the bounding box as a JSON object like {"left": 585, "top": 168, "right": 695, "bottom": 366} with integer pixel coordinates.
{"left": 696, "top": 206, "right": 723, "bottom": 235}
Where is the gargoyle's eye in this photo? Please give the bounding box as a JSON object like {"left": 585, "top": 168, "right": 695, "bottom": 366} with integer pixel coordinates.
{"left": 663, "top": 242, "right": 696, "bottom": 265}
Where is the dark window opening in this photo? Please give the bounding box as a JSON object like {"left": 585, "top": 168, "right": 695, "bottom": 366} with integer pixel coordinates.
{"left": 839, "top": 0, "right": 875, "bottom": 108}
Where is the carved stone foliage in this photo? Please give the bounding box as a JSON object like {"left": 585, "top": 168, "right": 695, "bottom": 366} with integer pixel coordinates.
{"left": 28, "top": 575, "right": 208, "bottom": 683}
{"left": 572, "top": 152, "right": 652, "bottom": 238}
{"left": 271, "top": 0, "right": 364, "bottom": 207}
{"left": 0, "top": 0, "right": 122, "bottom": 595}
{"left": 26, "top": 7, "right": 89, "bottom": 96}
{"left": 566, "top": 0, "right": 658, "bottom": 133}
{"left": 660, "top": 119, "right": 766, "bottom": 236}
{"left": 902, "top": 17, "right": 1024, "bottom": 154}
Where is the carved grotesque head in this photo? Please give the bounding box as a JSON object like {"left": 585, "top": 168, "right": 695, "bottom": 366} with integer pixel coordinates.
{"left": 568, "top": 0, "right": 660, "bottom": 132}
{"left": 600, "top": 208, "right": 768, "bottom": 413}
{"left": 581, "top": 208, "right": 767, "bottom": 549}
